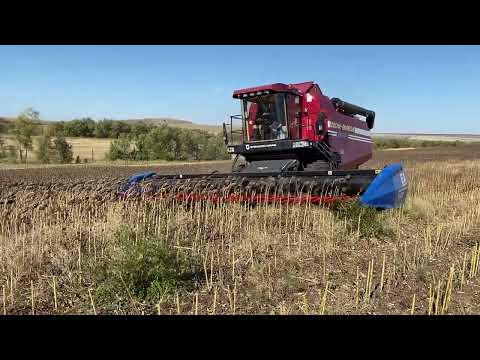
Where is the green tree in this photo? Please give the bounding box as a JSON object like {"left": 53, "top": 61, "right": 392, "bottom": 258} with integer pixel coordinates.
{"left": 52, "top": 134, "right": 73, "bottom": 164}
{"left": 143, "top": 125, "right": 184, "bottom": 161}
{"left": 52, "top": 121, "right": 65, "bottom": 136}
{"left": 95, "top": 119, "right": 114, "bottom": 138}
{"left": 110, "top": 121, "right": 132, "bottom": 138}
{"left": 131, "top": 133, "right": 149, "bottom": 160}
{"left": 131, "top": 122, "right": 153, "bottom": 137}
{"left": 107, "top": 134, "right": 132, "bottom": 160}
{"left": 101, "top": 124, "right": 229, "bottom": 162}
{"left": 180, "top": 129, "right": 204, "bottom": 161}
{"left": 0, "top": 136, "right": 5, "bottom": 159}
{"left": 141, "top": 128, "right": 164, "bottom": 160}
{"left": 63, "top": 118, "right": 95, "bottom": 137}
{"left": 167, "top": 127, "right": 184, "bottom": 160}
{"left": 201, "top": 134, "right": 229, "bottom": 160}
{"left": 35, "top": 134, "right": 54, "bottom": 164}
{"left": 13, "top": 108, "right": 37, "bottom": 163}
{"left": 0, "top": 118, "right": 14, "bottom": 134}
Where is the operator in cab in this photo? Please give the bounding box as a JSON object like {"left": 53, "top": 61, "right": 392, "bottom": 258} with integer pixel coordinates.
{"left": 256, "top": 102, "right": 286, "bottom": 140}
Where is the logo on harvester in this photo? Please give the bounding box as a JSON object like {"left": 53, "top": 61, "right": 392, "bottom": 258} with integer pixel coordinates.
{"left": 292, "top": 141, "right": 310, "bottom": 148}
{"left": 245, "top": 143, "right": 277, "bottom": 151}
{"left": 328, "top": 120, "right": 354, "bottom": 133}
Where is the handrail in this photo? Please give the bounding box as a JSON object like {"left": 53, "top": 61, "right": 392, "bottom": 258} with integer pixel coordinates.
{"left": 227, "top": 114, "right": 243, "bottom": 145}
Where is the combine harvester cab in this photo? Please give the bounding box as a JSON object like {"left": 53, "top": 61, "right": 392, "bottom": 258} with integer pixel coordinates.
{"left": 117, "top": 81, "right": 409, "bottom": 209}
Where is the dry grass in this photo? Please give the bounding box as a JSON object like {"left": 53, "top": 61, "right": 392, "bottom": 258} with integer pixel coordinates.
{"left": 2, "top": 136, "right": 112, "bottom": 163}
{"left": 1, "top": 154, "right": 480, "bottom": 315}
{"left": 64, "top": 137, "right": 111, "bottom": 161}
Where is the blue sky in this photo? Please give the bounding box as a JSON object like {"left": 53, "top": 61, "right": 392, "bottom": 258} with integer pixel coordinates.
{"left": 0, "top": 45, "right": 479, "bottom": 134}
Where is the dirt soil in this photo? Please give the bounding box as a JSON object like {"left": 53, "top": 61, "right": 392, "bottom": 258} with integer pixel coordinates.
{"left": 0, "top": 146, "right": 475, "bottom": 187}
{"left": 0, "top": 146, "right": 476, "bottom": 206}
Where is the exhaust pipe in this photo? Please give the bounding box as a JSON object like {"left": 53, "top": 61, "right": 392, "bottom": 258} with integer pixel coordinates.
{"left": 331, "top": 98, "right": 375, "bottom": 130}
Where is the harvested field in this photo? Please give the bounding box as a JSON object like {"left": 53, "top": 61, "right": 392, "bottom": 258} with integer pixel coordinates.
{"left": 375, "top": 133, "right": 480, "bottom": 142}
{"left": 1, "top": 145, "right": 480, "bottom": 315}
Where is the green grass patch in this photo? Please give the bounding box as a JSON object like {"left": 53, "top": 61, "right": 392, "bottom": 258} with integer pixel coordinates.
{"left": 94, "top": 228, "right": 200, "bottom": 308}
{"left": 331, "top": 201, "right": 392, "bottom": 239}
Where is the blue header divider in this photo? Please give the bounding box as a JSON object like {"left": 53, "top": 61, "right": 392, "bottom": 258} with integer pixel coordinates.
{"left": 358, "top": 163, "right": 408, "bottom": 209}
{"left": 118, "top": 171, "right": 157, "bottom": 194}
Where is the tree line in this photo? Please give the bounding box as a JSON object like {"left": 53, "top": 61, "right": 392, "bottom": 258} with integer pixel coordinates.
{"left": 54, "top": 117, "right": 230, "bottom": 161}
{"left": 0, "top": 108, "right": 73, "bottom": 164}
{"left": 50, "top": 118, "right": 154, "bottom": 139}
{"left": 107, "top": 126, "right": 229, "bottom": 161}
{"left": 0, "top": 117, "right": 152, "bottom": 139}
{"left": 0, "top": 110, "right": 229, "bottom": 163}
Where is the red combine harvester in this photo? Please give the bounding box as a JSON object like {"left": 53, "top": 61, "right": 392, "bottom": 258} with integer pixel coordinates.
{"left": 226, "top": 81, "right": 375, "bottom": 172}
{"left": 119, "top": 81, "right": 408, "bottom": 209}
